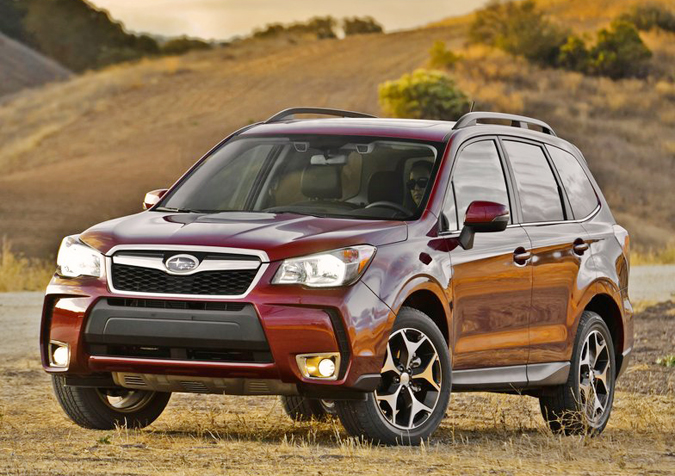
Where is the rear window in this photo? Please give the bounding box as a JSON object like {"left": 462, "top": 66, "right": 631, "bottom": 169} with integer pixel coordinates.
{"left": 546, "top": 145, "right": 599, "bottom": 219}
{"left": 503, "top": 140, "right": 565, "bottom": 223}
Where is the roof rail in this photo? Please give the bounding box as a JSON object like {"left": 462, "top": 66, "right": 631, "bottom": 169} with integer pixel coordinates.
{"left": 453, "top": 112, "right": 556, "bottom": 136}
{"left": 265, "top": 107, "right": 376, "bottom": 123}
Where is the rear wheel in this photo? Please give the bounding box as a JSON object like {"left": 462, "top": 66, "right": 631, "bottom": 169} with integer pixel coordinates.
{"left": 52, "top": 375, "right": 171, "bottom": 430}
{"left": 280, "top": 396, "right": 335, "bottom": 421}
{"left": 539, "top": 311, "right": 615, "bottom": 435}
{"left": 336, "top": 307, "right": 451, "bottom": 445}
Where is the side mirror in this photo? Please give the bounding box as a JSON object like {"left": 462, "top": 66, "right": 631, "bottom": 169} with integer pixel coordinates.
{"left": 458, "top": 201, "right": 510, "bottom": 250}
{"left": 143, "top": 189, "right": 168, "bottom": 210}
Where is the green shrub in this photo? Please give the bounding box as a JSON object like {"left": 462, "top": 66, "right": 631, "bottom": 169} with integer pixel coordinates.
{"left": 378, "top": 69, "right": 470, "bottom": 121}
{"left": 656, "top": 355, "right": 675, "bottom": 367}
{"left": 557, "top": 35, "right": 590, "bottom": 71}
{"left": 469, "top": 0, "right": 568, "bottom": 66}
{"left": 588, "top": 20, "right": 652, "bottom": 79}
{"left": 428, "top": 41, "right": 461, "bottom": 69}
{"left": 620, "top": 3, "right": 675, "bottom": 32}
{"left": 343, "top": 16, "right": 383, "bottom": 36}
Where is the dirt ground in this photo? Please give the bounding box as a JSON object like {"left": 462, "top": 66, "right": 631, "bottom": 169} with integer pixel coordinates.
{"left": 0, "top": 298, "right": 673, "bottom": 475}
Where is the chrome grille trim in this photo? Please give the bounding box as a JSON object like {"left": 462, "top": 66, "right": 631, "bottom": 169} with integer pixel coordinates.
{"left": 112, "top": 254, "right": 260, "bottom": 275}
{"left": 105, "top": 244, "right": 269, "bottom": 299}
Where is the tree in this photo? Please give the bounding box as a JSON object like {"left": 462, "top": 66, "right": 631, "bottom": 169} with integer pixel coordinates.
{"left": 21, "top": 0, "right": 161, "bottom": 71}
{"left": 161, "top": 37, "right": 212, "bottom": 56}
{"left": 378, "top": 69, "right": 470, "bottom": 120}
{"left": 588, "top": 20, "right": 652, "bottom": 79}
{"left": 620, "top": 3, "right": 675, "bottom": 32}
{"left": 469, "top": 0, "right": 568, "bottom": 66}
{"left": 557, "top": 35, "right": 589, "bottom": 71}
{"left": 343, "top": 17, "right": 383, "bottom": 36}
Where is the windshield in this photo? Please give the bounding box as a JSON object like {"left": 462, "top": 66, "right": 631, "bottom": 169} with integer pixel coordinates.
{"left": 158, "top": 135, "right": 443, "bottom": 220}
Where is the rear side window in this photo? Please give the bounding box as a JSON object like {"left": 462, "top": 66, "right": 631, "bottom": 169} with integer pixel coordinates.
{"left": 445, "top": 140, "right": 511, "bottom": 228}
{"left": 503, "top": 140, "right": 564, "bottom": 223}
{"left": 546, "top": 145, "right": 599, "bottom": 219}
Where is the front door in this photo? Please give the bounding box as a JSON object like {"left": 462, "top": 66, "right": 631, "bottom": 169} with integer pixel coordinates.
{"left": 443, "top": 138, "right": 533, "bottom": 370}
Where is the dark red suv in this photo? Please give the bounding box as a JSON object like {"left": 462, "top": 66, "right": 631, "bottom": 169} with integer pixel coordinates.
{"left": 41, "top": 108, "right": 632, "bottom": 444}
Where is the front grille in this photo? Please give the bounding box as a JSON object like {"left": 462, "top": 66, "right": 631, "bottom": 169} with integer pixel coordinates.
{"left": 88, "top": 344, "right": 273, "bottom": 363}
{"left": 107, "top": 298, "right": 246, "bottom": 312}
{"left": 111, "top": 264, "right": 258, "bottom": 296}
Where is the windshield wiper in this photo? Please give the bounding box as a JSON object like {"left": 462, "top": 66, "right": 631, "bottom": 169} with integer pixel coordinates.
{"left": 153, "top": 206, "right": 207, "bottom": 213}
{"left": 265, "top": 209, "right": 328, "bottom": 218}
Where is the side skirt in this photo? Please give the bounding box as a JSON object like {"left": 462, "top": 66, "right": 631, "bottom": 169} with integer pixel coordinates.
{"left": 452, "top": 362, "right": 570, "bottom": 392}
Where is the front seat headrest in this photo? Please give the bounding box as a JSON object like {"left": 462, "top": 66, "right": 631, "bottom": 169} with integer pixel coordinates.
{"left": 368, "top": 171, "right": 404, "bottom": 204}
{"left": 301, "top": 165, "right": 342, "bottom": 200}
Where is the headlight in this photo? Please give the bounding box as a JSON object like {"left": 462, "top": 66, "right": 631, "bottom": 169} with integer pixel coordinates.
{"left": 56, "top": 235, "right": 103, "bottom": 278}
{"left": 272, "top": 245, "right": 376, "bottom": 288}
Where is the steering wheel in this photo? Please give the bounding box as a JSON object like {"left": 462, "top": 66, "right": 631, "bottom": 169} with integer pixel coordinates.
{"left": 365, "top": 201, "right": 410, "bottom": 215}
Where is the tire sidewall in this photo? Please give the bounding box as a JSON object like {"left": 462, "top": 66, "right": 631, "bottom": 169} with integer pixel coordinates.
{"left": 367, "top": 308, "right": 452, "bottom": 444}
{"left": 569, "top": 313, "right": 616, "bottom": 433}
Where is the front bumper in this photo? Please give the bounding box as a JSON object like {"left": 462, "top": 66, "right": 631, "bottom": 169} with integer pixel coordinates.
{"left": 40, "top": 263, "right": 394, "bottom": 397}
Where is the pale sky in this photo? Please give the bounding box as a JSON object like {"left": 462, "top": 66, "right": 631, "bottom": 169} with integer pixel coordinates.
{"left": 88, "top": 0, "right": 489, "bottom": 41}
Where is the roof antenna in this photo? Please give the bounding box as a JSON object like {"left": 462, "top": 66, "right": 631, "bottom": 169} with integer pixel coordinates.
{"left": 469, "top": 101, "right": 476, "bottom": 113}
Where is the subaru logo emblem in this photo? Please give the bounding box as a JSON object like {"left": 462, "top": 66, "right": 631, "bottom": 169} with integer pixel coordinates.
{"left": 165, "top": 254, "right": 199, "bottom": 273}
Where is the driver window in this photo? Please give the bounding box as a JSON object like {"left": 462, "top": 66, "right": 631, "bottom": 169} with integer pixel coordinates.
{"left": 447, "top": 140, "right": 511, "bottom": 227}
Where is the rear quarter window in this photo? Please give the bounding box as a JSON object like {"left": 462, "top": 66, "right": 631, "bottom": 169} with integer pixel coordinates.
{"left": 546, "top": 145, "right": 599, "bottom": 219}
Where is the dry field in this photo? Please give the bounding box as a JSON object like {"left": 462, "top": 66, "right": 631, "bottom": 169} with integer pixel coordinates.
{"left": 1, "top": 0, "right": 675, "bottom": 259}
{"left": 0, "top": 298, "right": 673, "bottom": 475}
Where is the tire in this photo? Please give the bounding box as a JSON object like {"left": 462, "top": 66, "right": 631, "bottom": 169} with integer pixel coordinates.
{"left": 280, "top": 396, "right": 335, "bottom": 421}
{"left": 335, "top": 307, "right": 451, "bottom": 445}
{"left": 539, "top": 311, "right": 616, "bottom": 435}
{"left": 52, "top": 375, "right": 171, "bottom": 430}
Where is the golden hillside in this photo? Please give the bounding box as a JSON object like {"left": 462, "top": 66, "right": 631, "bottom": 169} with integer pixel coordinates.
{"left": 0, "top": 0, "right": 674, "bottom": 258}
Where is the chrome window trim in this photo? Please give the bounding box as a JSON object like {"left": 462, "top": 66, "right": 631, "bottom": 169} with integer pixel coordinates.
{"left": 105, "top": 244, "right": 269, "bottom": 300}
{"left": 439, "top": 203, "right": 600, "bottom": 236}
{"left": 517, "top": 203, "right": 601, "bottom": 227}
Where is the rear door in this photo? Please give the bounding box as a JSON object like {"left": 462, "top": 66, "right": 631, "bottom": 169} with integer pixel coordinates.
{"left": 444, "top": 138, "right": 533, "bottom": 370}
{"left": 500, "top": 138, "right": 593, "bottom": 365}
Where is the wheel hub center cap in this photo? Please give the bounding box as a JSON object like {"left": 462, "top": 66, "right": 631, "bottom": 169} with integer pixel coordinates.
{"left": 400, "top": 372, "right": 411, "bottom": 386}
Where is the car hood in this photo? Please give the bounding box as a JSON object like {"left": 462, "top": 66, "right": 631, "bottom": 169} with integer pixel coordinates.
{"left": 80, "top": 211, "right": 407, "bottom": 262}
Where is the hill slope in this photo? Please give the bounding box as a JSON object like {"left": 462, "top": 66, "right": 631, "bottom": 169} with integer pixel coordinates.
{"left": 0, "top": 0, "right": 673, "bottom": 258}
{"left": 0, "top": 32, "right": 71, "bottom": 97}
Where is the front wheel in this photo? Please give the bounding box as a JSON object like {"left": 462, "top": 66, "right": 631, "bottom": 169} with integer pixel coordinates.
{"left": 539, "top": 311, "right": 616, "bottom": 435}
{"left": 336, "top": 307, "right": 451, "bottom": 445}
{"left": 52, "top": 375, "right": 171, "bottom": 430}
{"left": 280, "top": 396, "right": 335, "bottom": 421}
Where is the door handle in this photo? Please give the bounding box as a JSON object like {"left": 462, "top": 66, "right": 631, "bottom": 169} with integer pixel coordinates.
{"left": 573, "top": 238, "right": 589, "bottom": 256}
{"left": 513, "top": 247, "right": 531, "bottom": 265}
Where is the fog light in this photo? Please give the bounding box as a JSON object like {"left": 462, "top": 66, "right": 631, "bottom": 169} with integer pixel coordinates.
{"left": 318, "top": 358, "right": 336, "bottom": 377}
{"left": 50, "top": 342, "right": 70, "bottom": 368}
{"left": 296, "top": 353, "right": 340, "bottom": 380}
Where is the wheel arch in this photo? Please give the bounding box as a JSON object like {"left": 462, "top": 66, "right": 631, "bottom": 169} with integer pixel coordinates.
{"left": 390, "top": 276, "right": 451, "bottom": 347}
{"left": 578, "top": 279, "right": 626, "bottom": 377}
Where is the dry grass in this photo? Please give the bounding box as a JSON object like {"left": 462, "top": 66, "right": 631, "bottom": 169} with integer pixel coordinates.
{"left": 0, "top": 299, "right": 673, "bottom": 475}
{"left": 632, "top": 245, "right": 675, "bottom": 265}
{"left": 0, "top": 239, "right": 53, "bottom": 292}
{"left": 0, "top": 359, "right": 673, "bottom": 475}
